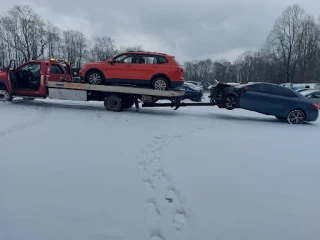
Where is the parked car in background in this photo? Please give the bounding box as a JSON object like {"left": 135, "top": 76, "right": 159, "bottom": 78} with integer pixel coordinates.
{"left": 79, "top": 51, "right": 184, "bottom": 90}
{"left": 185, "top": 81, "right": 204, "bottom": 90}
{"left": 185, "top": 80, "right": 212, "bottom": 91}
{"left": 299, "top": 89, "right": 320, "bottom": 105}
{"left": 295, "top": 88, "right": 317, "bottom": 93}
{"left": 176, "top": 83, "right": 203, "bottom": 102}
{"left": 209, "top": 82, "right": 319, "bottom": 124}
{"left": 184, "top": 82, "right": 202, "bottom": 90}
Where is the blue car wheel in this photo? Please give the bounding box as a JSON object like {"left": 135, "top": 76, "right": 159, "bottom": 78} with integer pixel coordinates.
{"left": 286, "top": 109, "right": 306, "bottom": 124}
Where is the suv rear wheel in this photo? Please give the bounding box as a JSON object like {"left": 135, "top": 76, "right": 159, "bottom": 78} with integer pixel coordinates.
{"left": 152, "top": 77, "right": 169, "bottom": 90}
{"left": 87, "top": 71, "right": 103, "bottom": 85}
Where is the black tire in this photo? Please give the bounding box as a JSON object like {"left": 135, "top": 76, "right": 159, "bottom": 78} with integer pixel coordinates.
{"left": 123, "top": 100, "right": 135, "bottom": 109}
{"left": 104, "top": 94, "right": 124, "bottom": 112}
{"left": 224, "top": 94, "right": 237, "bottom": 110}
{"left": 152, "top": 77, "right": 169, "bottom": 90}
{"left": 286, "top": 109, "right": 305, "bottom": 124}
{"left": 0, "top": 88, "right": 13, "bottom": 102}
{"left": 86, "top": 71, "right": 104, "bottom": 85}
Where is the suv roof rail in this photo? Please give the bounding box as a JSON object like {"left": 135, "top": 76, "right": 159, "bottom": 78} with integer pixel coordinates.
{"left": 125, "top": 50, "right": 168, "bottom": 55}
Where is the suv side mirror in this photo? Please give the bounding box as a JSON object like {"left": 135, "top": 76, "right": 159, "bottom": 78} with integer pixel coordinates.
{"left": 108, "top": 59, "right": 114, "bottom": 64}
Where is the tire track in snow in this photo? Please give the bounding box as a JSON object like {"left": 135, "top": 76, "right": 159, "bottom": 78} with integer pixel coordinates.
{"left": 0, "top": 102, "right": 51, "bottom": 138}
{"left": 138, "top": 126, "right": 204, "bottom": 240}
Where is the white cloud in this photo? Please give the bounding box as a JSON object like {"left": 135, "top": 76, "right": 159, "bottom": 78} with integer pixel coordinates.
{"left": 1, "top": 0, "right": 320, "bottom": 62}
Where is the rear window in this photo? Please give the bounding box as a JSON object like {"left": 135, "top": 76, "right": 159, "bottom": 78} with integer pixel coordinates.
{"left": 50, "top": 64, "right": 65, "bottom": 74}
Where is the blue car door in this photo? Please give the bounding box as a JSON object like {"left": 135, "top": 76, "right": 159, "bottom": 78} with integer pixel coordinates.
{"left": 239, "top": 83, "right": 271, "bottom": 113}
{"left": 267, "top": 85, "right": 299, "bottom": 116}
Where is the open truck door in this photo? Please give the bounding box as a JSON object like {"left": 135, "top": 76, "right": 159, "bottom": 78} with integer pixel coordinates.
{"left": 6, "top": 59, "right": 17, "bottom": 93}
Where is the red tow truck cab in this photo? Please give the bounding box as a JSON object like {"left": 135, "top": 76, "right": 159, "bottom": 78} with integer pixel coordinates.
{"left": 0, "top": 59, "right": 73, "bottom": 99}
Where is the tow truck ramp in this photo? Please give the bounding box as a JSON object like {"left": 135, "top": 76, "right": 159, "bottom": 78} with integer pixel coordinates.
{"left": 42, "top": 81, "right": 217, "bottom": 112}
{"left": 47, "top": 81, "right": 185, "bottom": 98}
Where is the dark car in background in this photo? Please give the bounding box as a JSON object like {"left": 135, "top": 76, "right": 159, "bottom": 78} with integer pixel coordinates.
{"left": 176, "top": 83, "right": 203, "bottom": 102}
{"left": 209, "top": 82, "right": 319, "bottom": 124}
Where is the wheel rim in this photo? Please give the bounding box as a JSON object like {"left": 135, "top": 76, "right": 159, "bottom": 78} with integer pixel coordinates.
{"left": 225, "top": 96, "right": 236, "bottom": 108}
{"left": 288, "top": 110, "right": 305, "bottom": 124}
{"left": 88, "top": 73, "right": 102, "bottom": 84}
{"left": 108, "top": 98, "right": 120, "bottom": 110}
{"left": 0, "top": 90, "right": 10, "bottom": 101}
{"left": 154, "top": 79, "right": 167, "bottom": 90}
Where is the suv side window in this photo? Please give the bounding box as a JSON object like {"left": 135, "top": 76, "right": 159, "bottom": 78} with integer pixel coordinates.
{"left": 113, "top": 54, "right": 135, "bottom": 63}
{"left": 273, "top": 85, "right": 297, "bottom": 97}
{"left": 157, "top": 56, "right": 168, "bottom": 64}
{"left": 139, "top": 55, "right": 157, "bottom": 64}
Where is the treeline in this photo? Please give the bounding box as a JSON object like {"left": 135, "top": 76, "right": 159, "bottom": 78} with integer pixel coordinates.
{"left": 0, "top": 5, "right": 143, "bottom": 69}
{"left": 184, "top": 4, "right": 320, "bottom": 84}
{"left": 1, "top": 4, "right": 320, "bottom": 84}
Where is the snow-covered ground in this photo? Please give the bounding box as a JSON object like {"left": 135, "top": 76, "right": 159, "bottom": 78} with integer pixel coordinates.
{"left": 1, "top": 96, "right": 320, "bottom": 240}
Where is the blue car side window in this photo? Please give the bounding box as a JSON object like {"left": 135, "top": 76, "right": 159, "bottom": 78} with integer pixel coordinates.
{"left": 273, "top": 86, "right": 297, "bottom": 97}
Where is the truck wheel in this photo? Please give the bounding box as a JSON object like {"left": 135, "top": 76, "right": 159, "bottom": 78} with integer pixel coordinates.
{"left": 104, "top": 94, "right": 124, "bottom": 112}
{"left": 152, "top": 77, "right": 169, "bottom": 90}
{"left": 86, "top": 71, "right": 104, "bottom": 85}
{"left": 0, "top": 89, "right": 13, "bottom": 102}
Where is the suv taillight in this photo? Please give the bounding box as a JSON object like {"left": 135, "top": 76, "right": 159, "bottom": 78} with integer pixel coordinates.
{"left": 177, "top": 68, "right": 184, "bottom": 73}
{"left": 313, "top": 104, "right": 319, "bottom": 110}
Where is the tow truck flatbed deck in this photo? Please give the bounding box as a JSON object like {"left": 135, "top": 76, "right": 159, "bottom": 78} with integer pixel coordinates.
{"left": 47, "top": 81, "right": 185, "bottom": 97}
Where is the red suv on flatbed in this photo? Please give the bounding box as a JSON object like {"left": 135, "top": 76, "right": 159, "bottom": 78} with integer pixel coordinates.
{"left": 79, "top": 51, "right": 184, "bottom": 90}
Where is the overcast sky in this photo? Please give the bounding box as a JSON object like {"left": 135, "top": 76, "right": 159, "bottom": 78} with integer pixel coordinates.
{"left": 1, "top": 0, "right": 320, "bottom": 62}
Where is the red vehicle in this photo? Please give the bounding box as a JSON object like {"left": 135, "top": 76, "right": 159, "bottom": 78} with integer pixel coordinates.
{"left": 79, "top": 51, "right": 184, "bottom": 90}
{"left": 0, "top": 59, "right": 72, "bottom": 101}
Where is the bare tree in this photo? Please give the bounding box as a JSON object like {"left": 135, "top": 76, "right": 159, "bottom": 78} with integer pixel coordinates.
{"left": 0, "top": 5, "right": 58, "bottom": 63}
{"left": 118, "top": 44, "right": 144, "bottom": 52}
{"left": 264, "top": 4, "right": 307, "bottom": 83}
{"left": 62, "top": 30, "right": 88, "bottom": 67}
{"left": 88, "top": 36, "right": 117, "bottom": 61}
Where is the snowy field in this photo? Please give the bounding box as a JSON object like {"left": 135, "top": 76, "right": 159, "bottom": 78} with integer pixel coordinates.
{"left": 1, "top": 96, "right": 320, "bottom": 240}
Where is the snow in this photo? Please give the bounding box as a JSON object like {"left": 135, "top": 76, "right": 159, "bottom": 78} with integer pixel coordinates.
{"left": 1, "top": 96, "right": 320, "bottom": 240}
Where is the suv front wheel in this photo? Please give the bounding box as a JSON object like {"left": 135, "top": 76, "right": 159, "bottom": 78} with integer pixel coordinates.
{"left": 152, "top": 77, "right": 169, "bottom": 90}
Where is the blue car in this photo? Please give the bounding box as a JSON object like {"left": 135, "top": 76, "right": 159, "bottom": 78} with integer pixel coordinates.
{"left": 177, "top": 83, "right": 203, "bottom": 102}
{"left": 209, "top": 82, "right": 319, "bottom": 124}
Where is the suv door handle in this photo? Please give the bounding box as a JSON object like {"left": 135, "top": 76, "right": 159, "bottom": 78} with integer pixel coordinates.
{"left": 126, "top": 65, "right": 132, "bottom": 67}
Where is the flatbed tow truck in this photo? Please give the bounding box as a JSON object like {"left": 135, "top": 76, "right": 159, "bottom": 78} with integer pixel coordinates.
{"left": 0, "top": 59, "right": 217, "bottom": 112}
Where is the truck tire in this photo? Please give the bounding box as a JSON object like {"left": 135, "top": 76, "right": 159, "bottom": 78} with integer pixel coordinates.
{"left": 0, "top": 88, "right": 13, "bottom": 102}
{"left": 104, "top": 94, "right": 124, "bottom": 112}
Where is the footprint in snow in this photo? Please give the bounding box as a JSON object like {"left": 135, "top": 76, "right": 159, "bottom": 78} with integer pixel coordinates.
{"left": 150, "top": 228, "right": 165, "bottom": 240}
{"left": 143, "top": 179, "right": 156, "bottom": 192}
{"left": 173, "top": 210, "right": 186, "bottom": 230}
{"left": 165, "top": 188, "right": 182, "bottom": 204}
